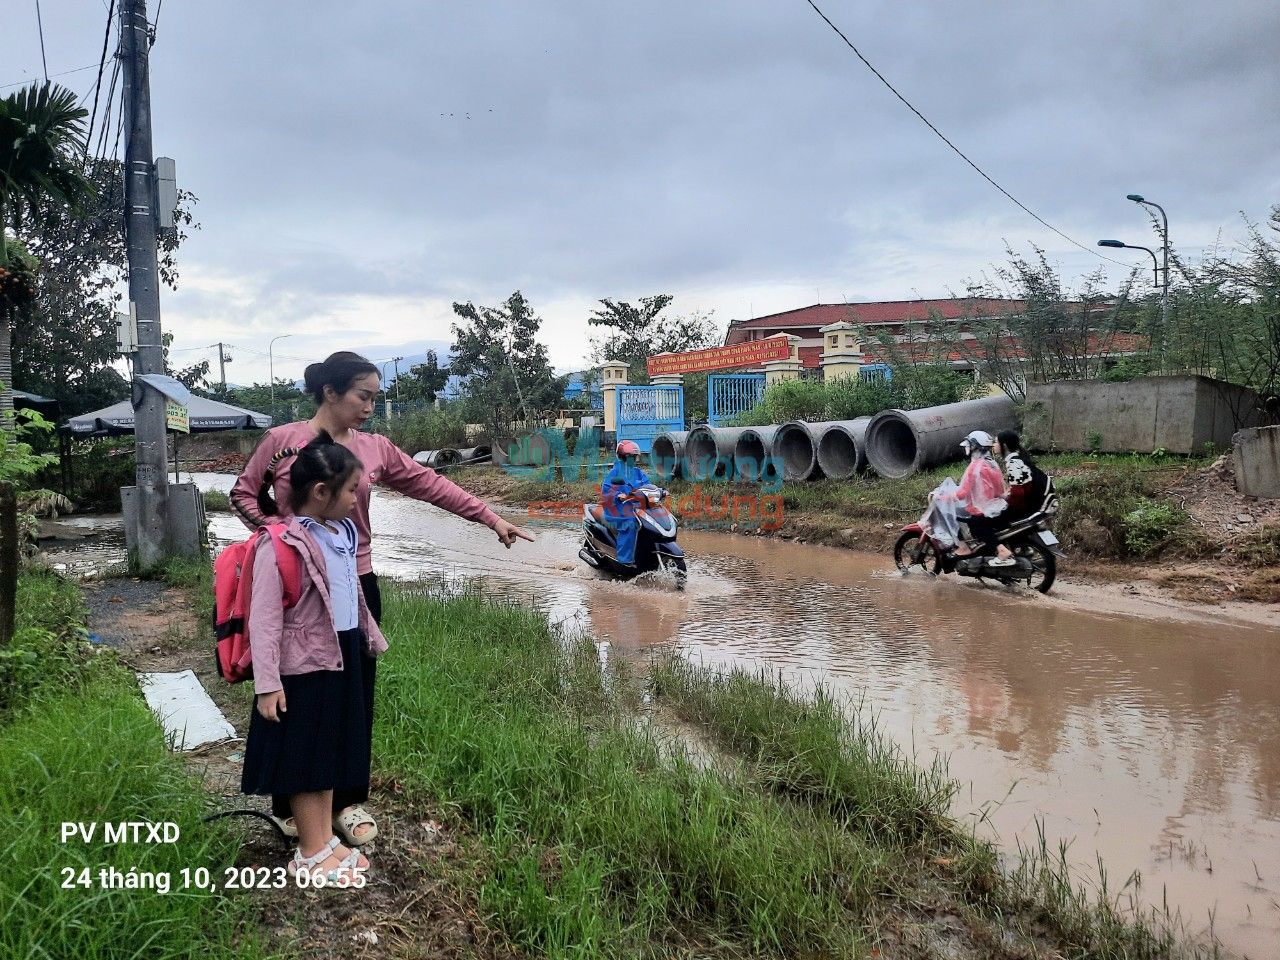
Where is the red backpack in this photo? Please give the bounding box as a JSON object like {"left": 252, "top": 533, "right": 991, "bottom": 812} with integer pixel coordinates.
{"left": 213, "top": 524, "right": 303, "bottom": 683}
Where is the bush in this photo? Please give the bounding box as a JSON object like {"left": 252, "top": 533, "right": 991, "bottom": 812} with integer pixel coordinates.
{"left": 1054, "top": 462, "right": 1194, "bottom": 558}
{"left": 202, "top": 489, "right": 230, "bottom": 512}
{"left": 1122, "top": 498, "right": 1189, "bottom": 557}
{"left": 2, "top": 571, "right": 124, "bottom": 720}
{"left": 734, "top": 364, "right": 983, "bottom": 428}
{"left": 377, "top": 407, "right": 469, "bottom": 454}
{"left": 66, "top": 439, "right": 136, "bottom": 511}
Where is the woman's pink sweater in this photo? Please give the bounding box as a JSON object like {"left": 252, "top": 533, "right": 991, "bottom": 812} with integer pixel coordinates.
{"left": 230, "top": 422, "right": 502, "bottom": 575}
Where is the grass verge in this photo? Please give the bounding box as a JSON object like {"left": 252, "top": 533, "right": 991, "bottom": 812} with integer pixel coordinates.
{"left": 650, "top": 654, "right": 1216, "bottom": 960}
{"left": 1, "top": 570, "right": 275, "bottom": 960}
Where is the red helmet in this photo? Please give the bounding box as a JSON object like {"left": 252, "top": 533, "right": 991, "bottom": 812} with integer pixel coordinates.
{"left": 616, "top": 440, "right": 641, "bottom": 458}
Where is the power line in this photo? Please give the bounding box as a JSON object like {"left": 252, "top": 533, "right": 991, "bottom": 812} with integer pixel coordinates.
{"left": 799, "top": 0, "right": 1126, "bottom": 266}
{"left": 85, "top": 0, "right": 117, "bottom": 157}
{"left": 33, "top": 0, "right": 50, "bottom": 82}
{"left": 0, "top": 62, "right": 99, "bottom": 91}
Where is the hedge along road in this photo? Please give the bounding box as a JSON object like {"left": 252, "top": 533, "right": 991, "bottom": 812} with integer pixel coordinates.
{"left": 191, "top": 472, "right": 1280, "bottom": 959}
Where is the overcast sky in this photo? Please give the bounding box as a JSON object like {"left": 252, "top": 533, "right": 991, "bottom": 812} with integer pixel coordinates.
{"left": 4, "top": 0, "right": 1278, "bottom": 384}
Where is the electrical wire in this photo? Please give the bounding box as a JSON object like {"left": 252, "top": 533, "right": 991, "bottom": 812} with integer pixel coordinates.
{"left": 34, "top": 0, "right": 50, "bottom": 82}
{"left": 85, "top": 0, "right": 117, "bottom": 158}
{"left": 93, "top": 53, "right": 121, "bottom": 162}
{"left": 0, "top": 63, "right": 100, "bottom": 91}
{"left": 800, "top": 0, "right": 1126, "bottom": 266}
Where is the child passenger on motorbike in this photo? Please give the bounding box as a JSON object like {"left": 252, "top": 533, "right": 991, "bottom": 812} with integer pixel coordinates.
{"left": 945, "top": 430, "right": 1014, "bottom": 566}
{"left": 601, "top": 440, "right": 649, "bottom": 567}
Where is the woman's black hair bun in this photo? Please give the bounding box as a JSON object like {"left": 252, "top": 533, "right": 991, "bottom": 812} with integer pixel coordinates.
{"left": 302, "top": 362, "right": 326, "bottom": 394}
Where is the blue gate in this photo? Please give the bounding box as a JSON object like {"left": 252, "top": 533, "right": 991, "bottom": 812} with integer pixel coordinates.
{"left": 859, "top": 363, "right": 892, "bottom": 383}
{"left": 708, "top": 373, "right": 766, "bottom": 426}
{"left": 616, "top": 385, "right": 684, "bottom": 454}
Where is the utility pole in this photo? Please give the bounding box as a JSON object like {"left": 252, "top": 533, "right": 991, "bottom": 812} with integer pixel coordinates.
{"left": 217, "top": 342, "right": 231, "bottom": 392}
{"left": 392, "top": 356, "right": 404, "bottom": 400}
{"left": 120, "top": 0, "right": 171, "bottom": 568}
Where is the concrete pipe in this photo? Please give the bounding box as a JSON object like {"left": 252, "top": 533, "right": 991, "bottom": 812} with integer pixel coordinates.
{"left": 774, "top": 421, "right": 823, "bottom": 481}
{"left": 651, "top": 431, "right": 689, "bottom": 481}
{"left": 814, "top": 418, "right": 872, "bottom": 480}
{"left": 455, "top": 445, "right": 493, "bottom": 467}
{"left": 684, "top": 426, "right": 751, "bottom": 481}
{"left": 733, "top": 426, "right": 785, "bottom": 484}
{"left": 412, "top": 448, "right": 462, "bottom": 469}
{"left": 864, "top": 396, "right": 1019, "bottom": 479}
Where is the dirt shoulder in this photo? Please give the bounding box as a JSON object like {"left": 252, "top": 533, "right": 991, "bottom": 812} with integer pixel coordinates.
{"left": 84, "top": 576, "right": 523, "bottom": 960}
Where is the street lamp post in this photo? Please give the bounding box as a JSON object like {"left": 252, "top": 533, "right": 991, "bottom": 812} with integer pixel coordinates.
{"left": 1127, "top": 194, "right": 1170, "bottom": 367}
{"left": 1097, "top": 239, "right": 1160, "bottom": 286}
{"left": 269, "top": 334, "right": 292, "bottom": 422}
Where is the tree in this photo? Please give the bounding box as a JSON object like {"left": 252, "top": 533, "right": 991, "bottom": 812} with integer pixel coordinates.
{"left": 0, "top": 82, "right": 94, "bottom": 648}
{"left": 12, "top": 157, "right": 199, "bottom": 417}
{"left": 163, "top": 332, "right": 210, "bottom": 391}
{"left": 450, "top": 291, "right": 565, "bottom": 432}
{"left": 219, "top": 381, "right": 313, "bottom": 422}
{"left": 394, "top": 350, "right": 450, "bottom": 404}
{"left": 587, "top": 295, "right": 720, "bottom": 381}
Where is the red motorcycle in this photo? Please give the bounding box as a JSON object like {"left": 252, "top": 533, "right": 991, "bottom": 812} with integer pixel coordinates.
{"left": 892, "top": 481, "right": 1063, "bottom": 593}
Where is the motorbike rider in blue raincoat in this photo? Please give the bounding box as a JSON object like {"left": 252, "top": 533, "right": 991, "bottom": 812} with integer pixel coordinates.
{"left": 601, "top": 440, "right": 648, "bottom": 567}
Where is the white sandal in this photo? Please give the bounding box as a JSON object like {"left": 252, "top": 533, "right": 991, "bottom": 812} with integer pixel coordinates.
{"left": 286, "top": 836, "right": 365, "bottom": 885}
{"left": 333, "top": 805, "right": 378, "bottom": 845}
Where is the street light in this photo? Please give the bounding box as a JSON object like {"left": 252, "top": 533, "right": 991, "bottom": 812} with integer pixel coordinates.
{"left": 1126, "top": 193, "right": 1170, "bottom": 365}
{"left": 269, "top": 334, "right": 292, "bottom": 420}
{"left": 1097, "top": 239, "right": 1161, "bottom": 286}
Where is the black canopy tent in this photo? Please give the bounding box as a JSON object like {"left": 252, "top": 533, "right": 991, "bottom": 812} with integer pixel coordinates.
{"left": 13, "top": 390, "right": 68, "bottom": 492}
{"left": 63, "top": 395, "right": 272, "bottom": 481}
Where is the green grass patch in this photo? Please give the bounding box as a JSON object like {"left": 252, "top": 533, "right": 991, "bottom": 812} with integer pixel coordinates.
{"left": 2, "top": 571, "right": 127, "bottom": 721}
{"left": 376, "top": 583, "right": 890, "bottom": 958}
{"left": 650, "top": 655, "right": 957, "bottom": 845}
{"left": 0, "top": 680, "right": 273, "bottom": 960}
{"left": 155, "top": 556, "right": 216, "bottom": 631}
{"left": 2, "top": 570, "right": 274, "bottom": 960}
{"left": 203, "top": 489, "right": 231, "bottom": 512}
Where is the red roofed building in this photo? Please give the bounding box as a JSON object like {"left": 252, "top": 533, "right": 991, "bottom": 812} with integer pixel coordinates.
{"left": 722, "top": 299, "right": 1140, "bottom": 389}
{"left": 723, "top": 299, "right": 1028, "bottom": 371}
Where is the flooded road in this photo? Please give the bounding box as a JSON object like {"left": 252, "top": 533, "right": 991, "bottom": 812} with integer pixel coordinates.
{"left": 61, "top": 473, "right": 1280, "bottom": 957}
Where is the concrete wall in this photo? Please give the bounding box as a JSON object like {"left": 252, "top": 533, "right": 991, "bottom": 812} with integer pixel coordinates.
{"left": 1234, "top": 426, "right": 1280, "bottom": 499}
{"left": 1025, "top": 375, "right": 1262, "bottom": 455}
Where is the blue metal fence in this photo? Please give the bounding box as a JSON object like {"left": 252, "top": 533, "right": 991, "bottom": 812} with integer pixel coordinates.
{"left": 616, "top": 385, "right": 684, "bottom": 453}
{"left": 708, "top": 373, "right": 766, "bottom": 426}
{"left": 859, "top": 363, "right": 892, "bottom": 383}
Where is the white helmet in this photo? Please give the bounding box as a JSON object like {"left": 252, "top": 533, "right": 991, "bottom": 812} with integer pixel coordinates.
{"left": 959, "top": 430, "right": 994, "bottom": 456}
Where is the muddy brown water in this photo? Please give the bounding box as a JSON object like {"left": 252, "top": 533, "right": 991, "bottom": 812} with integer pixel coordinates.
{"left": 48, "top": 473, "right": 1280, "bottom": 958}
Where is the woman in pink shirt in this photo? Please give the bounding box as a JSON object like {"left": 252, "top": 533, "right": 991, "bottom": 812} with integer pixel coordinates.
{"left": 231, "top": 350, "right": 533, "bottom": 843}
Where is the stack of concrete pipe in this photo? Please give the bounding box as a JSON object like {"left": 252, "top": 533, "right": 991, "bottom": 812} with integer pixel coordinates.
{"left": 863, "top": 395, "right": 1019, "bottom": 479}
{"left": 413, "top": 444, "right": 492, "bottom": 470}
{"left": 769, "top": 419, "right": 871, "bottom": 481}
{"left": 651, "top": 431, "right": 689, "bottom": 481}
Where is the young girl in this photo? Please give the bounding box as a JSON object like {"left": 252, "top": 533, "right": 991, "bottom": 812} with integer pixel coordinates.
{"left": 240, "top": 431, "right": 385, "bottom": 884}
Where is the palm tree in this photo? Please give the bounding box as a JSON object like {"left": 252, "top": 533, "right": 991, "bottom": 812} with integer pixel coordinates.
{"left": 1, "top": 82, "right": 94, "bottom": 421}
{"left": 0, "top": 82, "right": 93, "bottom": 646}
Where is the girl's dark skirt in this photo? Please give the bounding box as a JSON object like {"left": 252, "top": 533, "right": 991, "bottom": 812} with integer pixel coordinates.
{"left": 241, "top": 628, "right": 374, "bottom": 807}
